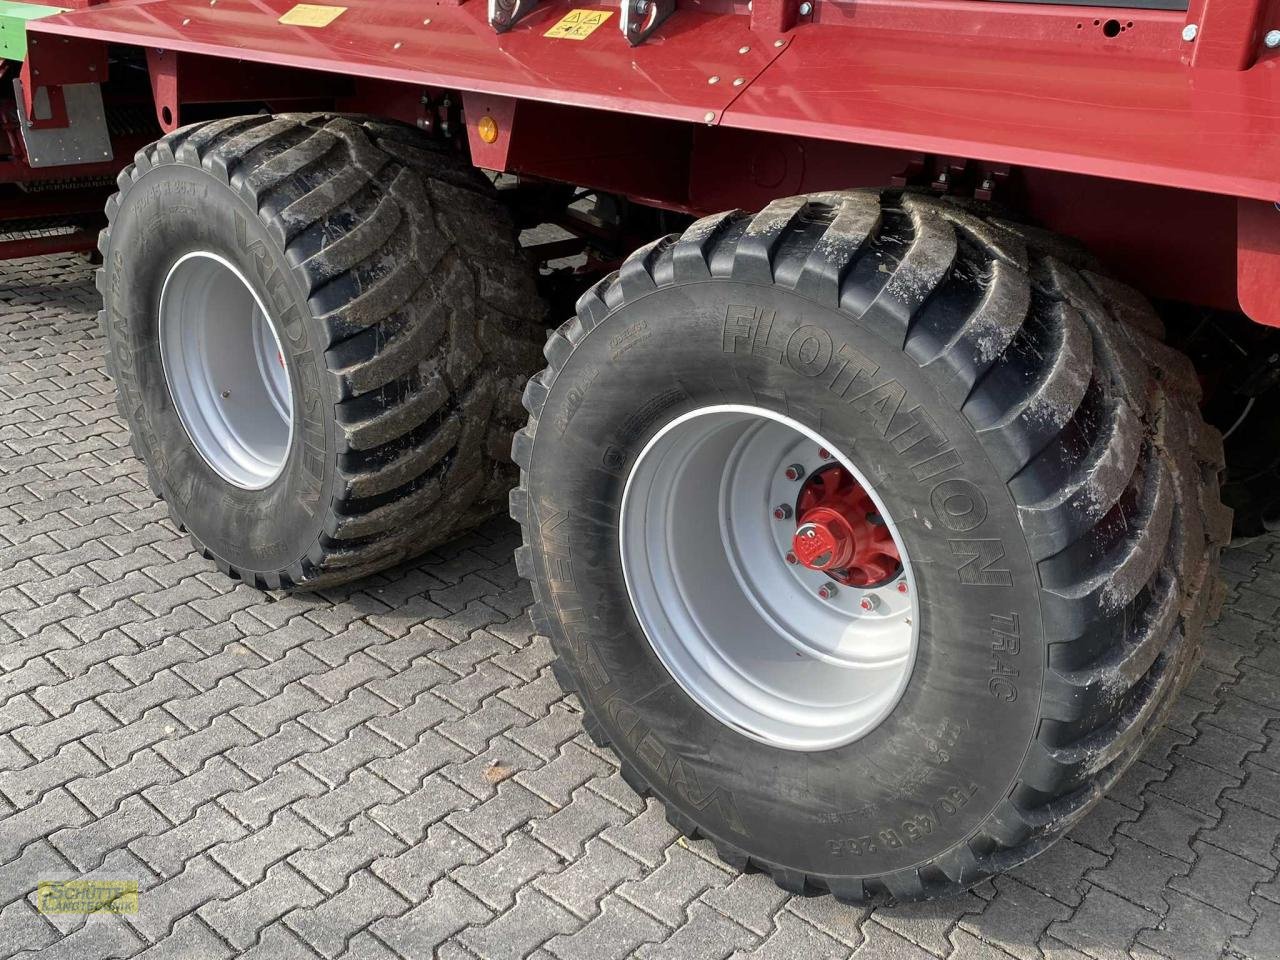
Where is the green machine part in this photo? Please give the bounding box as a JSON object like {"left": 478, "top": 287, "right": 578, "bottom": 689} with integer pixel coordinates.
{"left": 0, "top": 2, "right": 66, "bottom": 62}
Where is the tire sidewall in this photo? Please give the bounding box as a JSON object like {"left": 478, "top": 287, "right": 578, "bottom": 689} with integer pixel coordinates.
{"left": 526, "top": 279, "right": 1045, "bottom": 878}
{"left": 102, "top": 159, "right": 337, "bottom": 578}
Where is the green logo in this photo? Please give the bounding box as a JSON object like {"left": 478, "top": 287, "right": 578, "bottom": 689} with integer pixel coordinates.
{"left": 36, "top": 880, "right": 138, "bottom": 915}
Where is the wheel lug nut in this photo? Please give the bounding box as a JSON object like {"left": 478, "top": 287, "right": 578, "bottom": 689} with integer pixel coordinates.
{"left": 784, "top": 463, "right": 806, "bottom": 481}
{"left": 897, "top": 581, "right": 908, "bottom": 594}
{"left": 785, "top": 551, "right": 798, "bottom": 565}
{"left": 818, "top": 448, "right": 831, "bottom": 460}
{"left": 859, "top": 595, "right": 879, "bottom": 612}
{"left": 773, "top": 504, "right": 793, "bottom": 521}
{"left": 817, "top": 582, "right": 838, "bottom": 600}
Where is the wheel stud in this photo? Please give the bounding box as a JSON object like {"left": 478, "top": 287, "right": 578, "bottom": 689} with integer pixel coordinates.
{"left": 773, "top": 503, "right": 793, "bottom": 520}
{"left": 817, "top": 582, "right": 838, "bottom": 600}
{"left": 784, "top": 463, "right": 806, "bottom": 481}
{"left": 859, "top": 595, "right": 879, "bottom": 612}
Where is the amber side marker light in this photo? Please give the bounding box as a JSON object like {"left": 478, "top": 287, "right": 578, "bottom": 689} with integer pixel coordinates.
{"left": 477, "top": 116, "right": 500, "bottom": 144}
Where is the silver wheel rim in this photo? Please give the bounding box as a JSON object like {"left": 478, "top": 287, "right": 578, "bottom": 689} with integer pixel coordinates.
{"left": 159, "top": 251, "right": 294, "bottom": 490}
{"left": 619, "top": 405, "right": 919, "bottom": 751}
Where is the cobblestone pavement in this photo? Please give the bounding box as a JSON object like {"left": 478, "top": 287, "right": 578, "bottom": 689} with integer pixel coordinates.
{"left": 1, "top": 252, "right": 1279, "bottom": 960}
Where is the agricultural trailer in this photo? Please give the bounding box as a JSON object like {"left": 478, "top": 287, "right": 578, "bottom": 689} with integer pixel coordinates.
{"left": 2, "top": 0, "right": 1278, "bottom": 902}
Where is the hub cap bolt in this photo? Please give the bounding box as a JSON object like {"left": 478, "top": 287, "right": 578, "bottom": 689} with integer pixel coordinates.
{"left": 784, "top": 463, "right": 806, "bottom": 481}
{"left": 859, "top": 595, "right": 879, "bottom": 612}
{"left": 773, "top": 503, "right": 793, "bottom": 520}
{"left": 817, "top": 582, "right": 838, "bottom": 600}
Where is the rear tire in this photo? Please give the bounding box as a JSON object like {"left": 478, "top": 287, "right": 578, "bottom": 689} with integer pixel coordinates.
{"left": 511, "top": 190, "right": 1231, "bottom": 900}
{"left": 99, "top": 113, "right": 545, "bottom": 589}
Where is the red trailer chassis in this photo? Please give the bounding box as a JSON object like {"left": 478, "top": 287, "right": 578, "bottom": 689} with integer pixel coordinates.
{"left": 5, "top": 0, "right": 1280, "bottom": 326}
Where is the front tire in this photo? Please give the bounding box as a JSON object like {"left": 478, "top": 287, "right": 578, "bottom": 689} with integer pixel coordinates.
{"left": 511, "top": 190, "right": 1231, "bottom": 900}
{"left": 99, "top": 114, "right": 544, "bottom": 589}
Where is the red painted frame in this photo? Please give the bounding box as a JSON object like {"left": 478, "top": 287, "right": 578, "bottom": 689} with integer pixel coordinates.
{"left": 9, "top": 0, "right": 1280, "bottom": 323}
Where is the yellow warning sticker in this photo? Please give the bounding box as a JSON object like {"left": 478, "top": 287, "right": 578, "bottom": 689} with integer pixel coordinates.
{"left": 278, "top": 4, "right": 347, "bottom": 27}
{"left": 544, "top": 9, "right": 611, "bottom": 39}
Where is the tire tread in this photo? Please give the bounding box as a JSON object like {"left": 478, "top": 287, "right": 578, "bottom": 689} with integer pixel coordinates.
{"left": 509, "top": 188, "right": 1228, "bottom": 903}
{"left": 99, "top": 113, "right": 545, "bottom": 588}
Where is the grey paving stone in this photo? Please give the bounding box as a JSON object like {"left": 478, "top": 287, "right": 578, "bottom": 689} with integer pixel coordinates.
{"left": 635, "top": 901, "right": 758, "bottom": 960}
{"left": 958, "top": 877, "right": 1071, "bottom": 960}
{"left": 371, "top": 878, "right": 493, "bottom": 956}
{"left": 535, "top": 836, "right": 645, "bottom": 920}
{"left": 454, "top": 830, "right": 565, "bottom": 911}
{"left": 544, "top": 894, "right": 668, "bottom": 960}
{"left": 850, "top": 920, "right": 932, "bottom": 959}
{"left": 2, "top": 252, "right": 1279, "bottom": 960}
{"left": 129, "top": 800, "right": 247, "bottom": 878}
{"left": 47, "top": 793, "right": 169, "bottom": 873}
{"left": 125, "top": 854, "right": 242, "bottom": 944}
{"left": 1135, "top": 889, "right": 1249, "bottom": 960}
{"left": 198, "top": 862, "right": 325, "bottom": 951}
{"left": 1200, "top": 798, "right": 1280, "bottom": 869}
{"left": 237, "top": 921, "right": 320, "bottom": 960}
{"left": 1228, "top": 760, "right": 1280, "bottom": 820}
{"left": 288, "top": 813, "right": 406, "bottom": 895}
{"left": 1047, "top": 884, "right": 1160, "bottom": 958}
{"left": 729, "top": 910, "right": 851, "bottom": 960}
{"left": 872, "top": 893, "right": 982, "bottom": 956}
{"left": 287, "top": 871, "right": 409, "bottom": 960}
{"left": 218, "top": 762, "right": 328, "bottom": 829}
{"left": 1008, "top": 837, "right": 1106, "bottom": 909}
{"left": 456, "top": 888, "right": 580, "bottom": 960}
{"left": 617, "top": 843, "right": 733, "bottom": 926}
{"left": 445, "top": 779, "right": 555, "bottom": 853}
{"left": 1168, "top": 839, "right": 1271, "bottom": 921}
{"left": 0, "top": 838, "right": 74, "bottom": 908}
{"left": 372, "top": 773, "right": 477, "bottom": 845}
{"left": 0, "top": 899, "right": 59, "bottom": 955}
{"left": 1232, "top": 895, "right": 1280, "bottom": 960}
{"left": 699, "top": 872, "right": 792, "bottom": 938}
{"left": 371, "top": 822, "right": 486, "bottom": 902}
{"left": 14, "top": 914, "right": 141, "bottom": 960}
{"left": 142, "top": 755, "right": 254, "bottom": 823}
{"left": 1083, "top": 836, "right": 1188, "bottom": 915}
{"left": 1116, "top": 794, "right": 1214, "bottom": 863}
{"left": 209, "top": 807, "right": 327, "bottom": 886}
{"left": 0, "top": 741, "right": 101, "bottom": 809}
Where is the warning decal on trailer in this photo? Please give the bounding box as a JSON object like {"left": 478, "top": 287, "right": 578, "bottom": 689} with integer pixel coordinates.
{"left": 544, "top": 9, "right": 612, "bottom": 39}
{"left": 278, "top": 4, "right": 347, "bottom": 27}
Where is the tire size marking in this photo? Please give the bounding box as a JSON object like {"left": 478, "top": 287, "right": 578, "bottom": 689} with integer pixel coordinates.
{"left": 721, "top": 303, "right": 1013, "bottom": 588}
{"left": 988, "top": 612, "right": 1021, "bottom": 702}
{"left": 609, "top": 320, "right": 651, "bottom": 361}
{"left": 826, "top": 781, "right": 980, "bottom": 859}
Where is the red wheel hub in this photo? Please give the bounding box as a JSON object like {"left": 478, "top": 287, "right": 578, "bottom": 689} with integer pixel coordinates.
{"left": 790, "top": 465, "right": 901, "bottom": 586}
